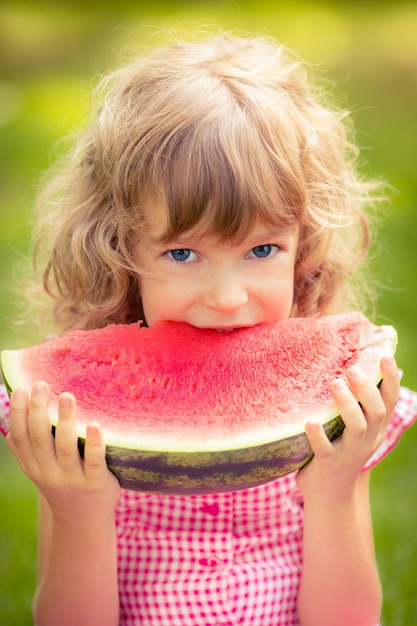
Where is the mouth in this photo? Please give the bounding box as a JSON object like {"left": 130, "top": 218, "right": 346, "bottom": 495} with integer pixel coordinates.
{"left": 211, "top": 324, "right": 260, "bottom": 333}
{"left": 189, "top": 323, "right": 263, "bottom": 333}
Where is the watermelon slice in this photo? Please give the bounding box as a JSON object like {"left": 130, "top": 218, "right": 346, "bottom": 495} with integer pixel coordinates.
{"left": 1, "top": 312, "right": 397, "bottom": 494}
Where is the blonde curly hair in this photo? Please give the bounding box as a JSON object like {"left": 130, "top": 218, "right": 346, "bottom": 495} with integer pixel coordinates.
{"left": 31, "top": 32, "right": 381, "bottom": 333}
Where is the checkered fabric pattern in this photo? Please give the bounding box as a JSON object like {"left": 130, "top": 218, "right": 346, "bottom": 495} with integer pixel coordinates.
{"left": 1, "top": 385, "right": 416, "bottom": 625}
{"left": 0, "top": 386, "right": 9, "bottom": 436}
{"left": 115, "top": 473, "right": 304, "bottom": 625}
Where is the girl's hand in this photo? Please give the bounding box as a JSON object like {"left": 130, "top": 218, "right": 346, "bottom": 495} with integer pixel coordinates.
{"left": 6, "top": 382, "right": 120, "bottom": 527}
{"left": 297, "top": 356, "right": 400, "bottom": 500}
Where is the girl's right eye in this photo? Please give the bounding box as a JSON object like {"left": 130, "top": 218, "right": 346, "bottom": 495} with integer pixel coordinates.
{"left": 166, "top": 248, "right": 196, "bottom": 262}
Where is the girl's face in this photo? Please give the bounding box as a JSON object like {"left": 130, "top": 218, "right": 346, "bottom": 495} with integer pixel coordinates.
{"left": 133, "top": 208, "right": 299, "bottom": 330}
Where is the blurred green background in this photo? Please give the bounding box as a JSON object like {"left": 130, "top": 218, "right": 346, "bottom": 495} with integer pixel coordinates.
{"left": 0, "top": 1, "right": 416, "bottom": 624}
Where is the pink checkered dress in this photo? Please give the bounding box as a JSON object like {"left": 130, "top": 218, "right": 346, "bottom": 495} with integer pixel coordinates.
{"left": 1, "top": 385, "right": 416, "bottom": 625}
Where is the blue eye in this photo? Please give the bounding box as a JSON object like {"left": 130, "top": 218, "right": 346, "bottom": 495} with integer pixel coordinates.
{"left": 168, "top": 249, "right": 192, "bottom": 262}
{"left": 250, "top": 244, "right": 276, "bottom": 258}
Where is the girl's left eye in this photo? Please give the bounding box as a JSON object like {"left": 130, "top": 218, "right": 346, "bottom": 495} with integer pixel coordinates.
{"left": 247, "top": 244, "right": 278, "bottom": 259}
{"left": 166, "top": 248, "right": 197, "bottom": 262}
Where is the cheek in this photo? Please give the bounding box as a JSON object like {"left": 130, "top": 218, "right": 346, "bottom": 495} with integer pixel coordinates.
{"left": 137, "top": 277, "right": 157, "bottom": 324}
{"left": 267, "top": 275, "right": 295, "bottom": 320}
{"left": 140, "top": 296, "right": 164, "bottom": 327}
{"left": 274, "top": 296, "right": 294, "bottom": 320}
{"left": 138, "top": 276, "right": 180, "bottom": 325}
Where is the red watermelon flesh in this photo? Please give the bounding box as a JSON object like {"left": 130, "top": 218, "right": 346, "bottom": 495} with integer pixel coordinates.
{"left": 0, "top": 311, "right": 397, "bottom": 493}
{"left": 2, "top": 311, "right": 396, "bottom": 450}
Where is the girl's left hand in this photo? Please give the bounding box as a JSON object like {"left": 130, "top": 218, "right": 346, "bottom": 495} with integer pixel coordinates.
{"left": 297, "top": 356, "right": 400, "bottom": 500}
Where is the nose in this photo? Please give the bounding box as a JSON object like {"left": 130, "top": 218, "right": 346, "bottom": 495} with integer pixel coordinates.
{"left": 202, "top": 266, "right": 249, "bottom": 313}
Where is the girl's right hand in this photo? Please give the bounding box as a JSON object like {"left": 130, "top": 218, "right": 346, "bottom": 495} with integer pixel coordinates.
{"left": 6, "top": 382, "right": 120, "bottom": 527}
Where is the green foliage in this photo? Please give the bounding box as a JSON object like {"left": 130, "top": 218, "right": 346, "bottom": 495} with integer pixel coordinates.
{"left": 0, "top": 438, "right": 37, "bottom": 626}
{"left": 1, "top": 2, "right": 416, "bottom": 624}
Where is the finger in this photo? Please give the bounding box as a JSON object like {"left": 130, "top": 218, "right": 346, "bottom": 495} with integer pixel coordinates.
{"left": 7, "top": 388, "right": 30, "bottom": 458}
{"left": 28, "top": 382, "right": 53, "bottom": 442}
{"left": 331, "top": 377, "right": 368, "bottom": 447}
{"left": 27, "top": 382, "right": 57, "bottom": 463}
{"left": 54, "top": 392, "right": 83, "bottom": 470}
{"left": 9, "top": 384, "right": 51, "bottom": 455}
{"left": 379, "top": 356, "right": 400, "bottom": 416}
{"left": 346, "top": 366, "right": 387, "bottom": 437}
{"left": 305, "top": 420, "right": 335, "bottom": 462}
{"left": 83, "top": 422, "right": 109, "bottom": 482}
{"left": 8, "top": 387, "right": 29, "bottom": 436}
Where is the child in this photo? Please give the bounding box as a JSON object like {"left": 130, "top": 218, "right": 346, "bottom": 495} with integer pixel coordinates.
{"left": 2, "top": 32, "right": 417, "bottom": 626}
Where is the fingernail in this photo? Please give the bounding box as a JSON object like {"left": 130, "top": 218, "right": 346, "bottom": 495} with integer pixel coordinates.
{"left": 384, "top": 356, "right": 396, "bottom": 368}
{"left": 348, "top": 366, "right": 361, "bottom": 378}
{"left": 332, "top": 378, "right": 346, "bottom": 391}
{"left": 33, "top": 382, "right": 46, "bottom": 395}
{"left": 87, "top": 421, "right": 101, "bottom": 436}
{"left": 11, "top": 389, "right": 26, "bottom": 401}
{"left": 59, "top": 393, "right": 73, "bottom": 409}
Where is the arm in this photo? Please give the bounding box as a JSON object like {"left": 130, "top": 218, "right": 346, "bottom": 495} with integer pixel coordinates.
{"left": 34, "top": 491, "right": 119, "bottom": 626}
{"left": 296, "top": 356, "right": 400, "bottom": 626}
{"left": 6, "top": 383, "right": 120, "bottom": 626}
{"left": 298, "top": 470, "right": 380, "bottom": 626}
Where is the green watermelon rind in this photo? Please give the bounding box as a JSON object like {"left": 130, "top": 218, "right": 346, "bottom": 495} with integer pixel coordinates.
{"left": 101, "top": 413, "right": 345, "bottom": 493}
